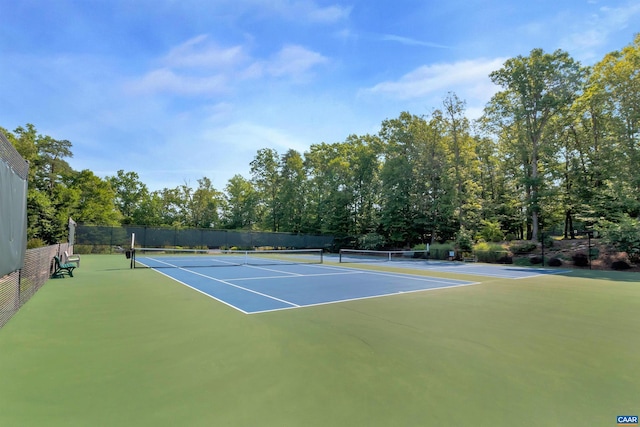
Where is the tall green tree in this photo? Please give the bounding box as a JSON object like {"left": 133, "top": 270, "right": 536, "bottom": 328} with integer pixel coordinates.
{"left": 250, "top": 148, "right": 281, "bottom": 231}
{"left": 107, "top": 170, "right": 150, "bottom": 224}
{"left": 485, "top": 48, "right": 585, "bottom": 241}
{"left": 223, "top": 174, "right": 259, "bottom": 229}
{"left": 304, "top": 142, "right": 353, "bottom": 239}
{"left": 442, "top": 92, "right": 482, "bottom": 231}
{"left": 279, "top": 149, "right": 307, "bottom": 233}
{"left": 189, "top": 177, "right": 222, "bottom": 228}
{"left": 65, "top": 170, "right": 121, "bottom": 225}
{"left": 590, "top": 34, "right": 640, "bottom": 217}
{"left": 344, "top": 134, "right": 381, "bottom": 237}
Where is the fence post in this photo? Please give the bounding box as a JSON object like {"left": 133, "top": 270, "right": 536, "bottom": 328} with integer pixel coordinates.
{"left": 15, "top": 269, "right": 21, "bottom": 310}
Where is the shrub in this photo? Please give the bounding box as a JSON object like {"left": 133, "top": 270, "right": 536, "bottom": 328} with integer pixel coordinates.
{"left": 27, "top": 238, "right": 47, "bottom": 249}
{"left": 474, "top": 242, "right": 508, "bottom": 263}
{"left": 430, "top": 242, "right": 456, "bottom": 260}
{"left": 479, "top": 220, "right": 504, "bottom": 242}
{"left": 73, "top": 244, "right": 93, "bottom": 254}
{"left": 548, "top": 257, "right": 563, "bottom": 267}
{"left": 572, "top": 252, "right": 589, "bottom": 267}
{"left": 513, "top": 257, "right": 532, "bottom": 267}
{"left": 542, "top": 234, "right": 554, "bottom": 248}
{"left": 358, "top": 233, "right": 386, "bottom": 250}
{"left": 611, "top": 260, "right": 631, "bottom": 270}
{"left": 497, "top": 255, "right": 513, "bottom": 264}
{"left": 510, "top": 241, "right": 538, "bottom": 254}
{"left": 455, "top": 227, "right": 474, "bottom": 252}
{"left": 529, "top": 255, "right": 543, "bottom": 265}
{"left": 597, "top": 215, "right": 640, "bottom": 262}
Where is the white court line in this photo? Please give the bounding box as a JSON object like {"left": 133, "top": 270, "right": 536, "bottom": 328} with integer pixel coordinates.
{"left": 142, "top": 258, "right": 480, "bottom": 315}
{"left": 341, "top": 260, "right": 571, "bottom": 280}
{"left": 180, "top": 268, "right": 301, "bottom": 307}
{"left": 148, "top": 264, "right": 301, "bottom": 309}
{"left": 249, "top": 280, "right": 481, "bottom": 315}
{"left": 305, "top": 262, "right": 474, "bottom": 285}
{"left": 231, "top": 271, "right": 366, "bottom": 282}
{"left": 244, "top": 264, "right": 304, "bottom": 276}
{"left": 509, "top": 270, "right": 571, "bottom": 280}
{"left": 149, "top": 269, "right": 251, "bottom": 314}
{"left": 142, "top": 256, "right": 240, "bottom": 268}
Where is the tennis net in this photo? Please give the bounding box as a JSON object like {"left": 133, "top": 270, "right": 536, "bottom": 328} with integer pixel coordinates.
{"left": 339, "top": 249, "right": 429, "bottom": 263}
{"left": 133, "top": 248, "right": 323, "bottom": 269}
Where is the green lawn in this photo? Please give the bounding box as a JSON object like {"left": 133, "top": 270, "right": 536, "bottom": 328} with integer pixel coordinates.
{"left": 1, "top": 255, "right": 638, "bottom": 426}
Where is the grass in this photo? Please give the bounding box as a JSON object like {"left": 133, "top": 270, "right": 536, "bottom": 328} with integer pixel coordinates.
{"left": 0, "top": 255, "right": 639, "bottom": 426}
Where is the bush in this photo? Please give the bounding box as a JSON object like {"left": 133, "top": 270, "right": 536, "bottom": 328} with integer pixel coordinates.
{"left": 497, "top": 255, "right": 513, "bottom": 264}
{"left": 27, "top": 238, "right": 47, "bottom": 249}
{"left": 548, "top": 257, "right": 563, "bottom": 267}
{"left": 358, "top": 233, "right": 386, "bottom": 250}
{"left": 479, "top": 220, "right": 504, "bottom": 242}
{"left": 572, "top": 252, "right": 589, "bottom": 267}
{"left": 473, "top": 242, "right": 508, "bottom": 263}
{"left": 510, "top": 241, "right": 537, "bottom": 254}
{"left": 430, "top": 242, "right": 456, "bottom": 260}
{"left": 612, "top": 260, "right": 631, "bottom": 270}
{"left": 529, "top": 255, "right": 544, "bottom": 265}
{"left": 597, "top": 215, "right": 640, "bottom": 262}
{"left": 455, "top": 227, "right": 474, "bottom": 252}
{"left": 513, "top": 257, "right": 532, "bottom": 267}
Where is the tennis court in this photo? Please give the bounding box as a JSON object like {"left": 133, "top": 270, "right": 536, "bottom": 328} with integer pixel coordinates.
{"left": 135, "top": 251, "right": 478, "bottom": 314}
{"left": 336, "top": 249, "right": 570, "bottom": 279}
{"left": 2, "top": 255, "right": 640, "bottom": 427}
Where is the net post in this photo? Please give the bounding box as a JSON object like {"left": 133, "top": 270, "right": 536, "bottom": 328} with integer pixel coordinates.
{"left": 130, "top": 233, "right": 135, "bottom": 269}
{"left": 320, "top": 249, "right": 323, "bottom": 264}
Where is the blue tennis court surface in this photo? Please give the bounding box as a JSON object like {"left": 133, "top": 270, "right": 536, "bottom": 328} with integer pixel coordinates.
{"left": 380, "top": 261, "right": 569, "bottom": 279}
{"left": 143, "top": 262, "right": 479, "bottom": 314}
{"left": 332, "top": 255, "right": 569, "bottom": 279}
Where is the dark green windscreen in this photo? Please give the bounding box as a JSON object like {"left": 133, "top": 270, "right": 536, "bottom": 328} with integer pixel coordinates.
{"left": 0, "top": 132, "right": 28, "bottom": 277}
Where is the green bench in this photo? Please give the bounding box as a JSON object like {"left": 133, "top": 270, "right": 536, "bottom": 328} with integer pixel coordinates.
{"left": 52, "top": 255, "right": 76, "bottom": 278}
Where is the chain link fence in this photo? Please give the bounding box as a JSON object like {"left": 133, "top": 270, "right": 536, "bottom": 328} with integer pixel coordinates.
{"left": 75, "top": 225, "right": 335, "bottom": 253}
{"left": 0, "top": 243, "right": 71, "bottom": 329}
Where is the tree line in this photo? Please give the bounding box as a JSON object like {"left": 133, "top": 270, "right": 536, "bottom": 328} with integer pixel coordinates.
{"left": 5, "top": 34, "right": 639, "bottom": 250}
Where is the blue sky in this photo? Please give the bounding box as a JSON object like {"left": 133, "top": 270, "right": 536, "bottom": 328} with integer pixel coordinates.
{"left": 2, "top": 0, "right": 639, "bottom": 191}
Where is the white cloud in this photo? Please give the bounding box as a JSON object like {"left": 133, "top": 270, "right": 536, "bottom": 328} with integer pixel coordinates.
{"left": 560, "top": 2, "right": 640, "bottom": 60}
{"left": 128, "top": 37, "right": 328, "bottom": 96}
{"left": 380, "top": 34, "right": 450, "bottom": 49}
{"left": 131, "top": 68, "right": 229, "bottom": 96}
{"left": 303, "top": 3, "right": 352, "bottom": 23}
{"left": 203, "top": 121, "right": 309, "bottom": 153}
{"left": 266, "top": 45, "right": 329, "bottom": 78}
{"left": 363, "top": 58, "right": 506, "bottom": 101}
{"left": 256, "top": 0, "right": 351, "bottom": 24}
{"left": 163, "top": 35, "right": 248, "bottom": 69}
